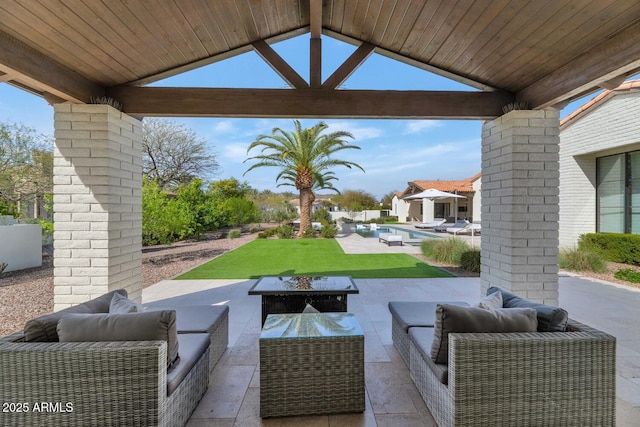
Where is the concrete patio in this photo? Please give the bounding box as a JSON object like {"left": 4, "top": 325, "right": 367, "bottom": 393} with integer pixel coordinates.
{"left": 141, "top": 230, "right": 640, "bottom": 426}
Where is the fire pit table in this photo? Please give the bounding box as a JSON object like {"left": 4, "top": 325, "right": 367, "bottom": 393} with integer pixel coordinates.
{"left": 248, "top": 276, "right": 359, "bottom": 325}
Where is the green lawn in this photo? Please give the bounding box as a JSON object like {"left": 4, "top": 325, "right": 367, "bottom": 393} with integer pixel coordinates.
{"left": 176, "top": 239, "right": 453, "bottom": 279}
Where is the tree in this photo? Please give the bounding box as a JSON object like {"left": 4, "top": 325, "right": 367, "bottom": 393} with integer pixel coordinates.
{"left": 244, "top": 120, "right": 364, "bottom": 236}
{"left": 142, "top": 118, "right": 219, "bottom": 190}
{"left": 0, "top": 122, "right": 52, "bottom": 218}
{"left": 380, "top": 191, "right": 398, "bottom": 209}
{"left": 333, "top": 189, "right": 378, "bottom": 211}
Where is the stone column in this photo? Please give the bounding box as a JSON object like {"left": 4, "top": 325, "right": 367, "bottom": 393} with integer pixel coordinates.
{"left": 480, "top": 109, "right": 560, "bottom": 305}
{"left": 53, "top": 104, "right": 142, "bottom": 310}
{"left": 421, "top": 198, "right": 434, "bottom": 223}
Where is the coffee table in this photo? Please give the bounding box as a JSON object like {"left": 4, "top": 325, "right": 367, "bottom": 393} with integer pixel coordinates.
{"left": 259, "top": 312, "right": 365, "bottom": 417}
{"left": 248, "top": 275, "right": 359, "bottom": 325}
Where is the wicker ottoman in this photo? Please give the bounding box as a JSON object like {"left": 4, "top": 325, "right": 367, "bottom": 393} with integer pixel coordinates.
{"left": 259, "top": 312, "right": 365, "bottom": 418}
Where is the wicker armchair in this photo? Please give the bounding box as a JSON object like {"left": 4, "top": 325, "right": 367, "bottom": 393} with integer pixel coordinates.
{"left": 409, "top": 319, "right": 616, "bottom": 427}
{"left": 0, "top": 339, "right": 209, "bottom": 427}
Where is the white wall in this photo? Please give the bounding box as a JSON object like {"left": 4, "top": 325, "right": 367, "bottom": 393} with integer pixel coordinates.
{"left": 472, "top": 178, "right": 481, "bottom": 223}
{"left": 0, "top": 224, "right": 42, "bottom": 272}
{"left": 559, "top": 92, "right": 640, "bottom": 248}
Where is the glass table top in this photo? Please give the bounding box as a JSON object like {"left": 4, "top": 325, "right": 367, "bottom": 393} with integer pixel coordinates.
{"left": 260, "top": 313, "right": 363, "bottom": 339}
{"left": 248, "top": 276, "right": 359, "bottom": 295}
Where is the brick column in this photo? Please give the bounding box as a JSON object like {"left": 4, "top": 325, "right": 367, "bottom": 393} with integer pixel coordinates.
{"left": 480, "top": 109, "right": 560, "bottom": 305}
{"left": 53, "top": 104, "right": 142, "bottom": 310}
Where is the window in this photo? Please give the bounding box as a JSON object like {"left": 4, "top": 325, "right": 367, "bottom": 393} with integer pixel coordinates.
{"left": 596, "top": 150, "right": 640, "bottom": 234}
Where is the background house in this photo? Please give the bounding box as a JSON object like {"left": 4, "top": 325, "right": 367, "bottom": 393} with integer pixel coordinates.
{"left": 393, "top": 173, "right": 481, "bottom": 223}
{"left": 559, "top": 80, "right": 640, "bottom": 248}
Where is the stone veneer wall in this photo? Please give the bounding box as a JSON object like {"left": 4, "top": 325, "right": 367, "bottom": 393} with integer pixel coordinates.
{"left": 480, "top": 109, "right": 560, "bottom": 305}
{"left": 53, "top": 104, "right": 142, "bottom": 310}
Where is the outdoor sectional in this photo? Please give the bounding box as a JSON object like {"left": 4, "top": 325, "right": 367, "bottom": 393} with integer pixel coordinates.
{"left": 388, "top": 288, "right": 616, "bottom": 427}
{"left": 0, "top": 289, "right": 228, "bottom": 427}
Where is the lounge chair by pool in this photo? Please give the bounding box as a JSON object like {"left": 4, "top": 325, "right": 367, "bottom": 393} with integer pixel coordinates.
{"left": 414, "top": 218, "right": 446, "bottom": 229}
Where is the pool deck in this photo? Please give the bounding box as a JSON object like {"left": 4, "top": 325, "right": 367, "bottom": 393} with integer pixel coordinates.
{"left": 141, "top": 225, "right": 639, "bottom": 426}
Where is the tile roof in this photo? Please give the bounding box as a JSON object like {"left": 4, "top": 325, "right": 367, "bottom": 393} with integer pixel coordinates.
{"left": 409, "top": 172, "right": 480, "bottom": 194}
{"left": 561, "top": 79, "right": 640, "bottom": 130}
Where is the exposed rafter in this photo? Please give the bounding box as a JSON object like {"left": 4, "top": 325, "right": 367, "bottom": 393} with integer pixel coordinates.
{"left": 323, "top": 43, "right": 375, "bottom": 90}
{"left": 251, "top": 40, "right": 308, "bottom": 89}
{"left": 309, "top": 0, "right": 323, "bottom": 88}
{"left": 0, "top": 30, "right": 103, "bottom": 103}
{"left": 128, "top": 28, "right": 309, "bottom": 87}
{"left": 323, "top": 29, "right": 496, "bottom": 92}
{"left": 517, "top": 20, "right": 640, "bottom": 109}
{"left": 106, "top": 86, "right": 514, "bottom": 119}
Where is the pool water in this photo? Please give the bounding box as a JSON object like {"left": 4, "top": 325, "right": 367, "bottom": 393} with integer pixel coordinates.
{"left": 355, "top": 225, "right": 438, "bottom": 244}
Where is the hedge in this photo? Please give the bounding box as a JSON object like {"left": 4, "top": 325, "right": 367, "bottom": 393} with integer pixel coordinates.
{"left": 578, "top": 233, "right": 640, "bottom": 266}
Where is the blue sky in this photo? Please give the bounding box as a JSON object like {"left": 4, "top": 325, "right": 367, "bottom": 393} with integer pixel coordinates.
{"left": 0, "top": 35, "right": 600, "bottom": 199}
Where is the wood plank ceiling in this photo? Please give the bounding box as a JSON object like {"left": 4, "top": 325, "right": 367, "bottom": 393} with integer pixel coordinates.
{"left": 1, "top": 0, "right": 640, "bottom": 118}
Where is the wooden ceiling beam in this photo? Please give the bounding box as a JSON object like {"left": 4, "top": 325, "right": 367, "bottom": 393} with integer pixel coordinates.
{"left": 309, "top": 0, "right": 323, "bottom": 88}
{"left": 252, "top": 39, "right": 309, "bottom": 89}
{"left": 106, "top": 86, "right": 514, "bottom": 119}
{"left": 517, "top": 20, "right": 640, "bottom": 109}
{"left": 323, "top": 29, "right": 496, "bottom": 92}
{"left": 0, "top": 30, "right": 103, "bottom": 103}
{"left": 323, "top": 42, "right": 375, "bottom": 89}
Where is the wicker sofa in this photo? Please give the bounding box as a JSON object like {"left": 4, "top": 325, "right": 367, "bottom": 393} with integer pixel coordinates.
{"left": 0, "top": 290, "right": 229, "bottom": 427}
{"left": 389, "top": 289, "right": 616, "bottom": 427}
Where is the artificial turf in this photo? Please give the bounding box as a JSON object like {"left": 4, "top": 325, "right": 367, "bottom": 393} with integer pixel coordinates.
{"left": 176, "top": 238, "right": 453, "bottom": 279}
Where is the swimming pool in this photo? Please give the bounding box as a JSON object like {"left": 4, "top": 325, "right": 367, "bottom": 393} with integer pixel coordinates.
{"left": 355, "top": 225, "right": 439, "bottom": 244}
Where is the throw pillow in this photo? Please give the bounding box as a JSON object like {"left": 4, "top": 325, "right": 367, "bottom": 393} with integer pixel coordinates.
{"left": 109, "top": 292, "right": 145, "bottom": 314}
{"left": 487, "top": 287, "right": 569, "bottom": 332}
{"left": 430, "top": 304, "right": 538, "bottom": 364}
{"left": 57, "top": 310, "right": 179, "bottom": 370}
{"left": 476, "top": 291, "right": 503, "bottom": 310}
{"left": 24, "top": 289, "right": 128, "bottom": 342}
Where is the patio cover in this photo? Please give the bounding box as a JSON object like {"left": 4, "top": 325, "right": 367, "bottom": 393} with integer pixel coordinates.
{"left": 0, "top": 1, "right": 639, "bottom": 117}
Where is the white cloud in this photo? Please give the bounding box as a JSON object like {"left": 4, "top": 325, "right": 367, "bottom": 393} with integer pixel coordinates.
{"left": 212, "top": 120, "right": 236, "bottom": 133}
{"left": 221, "top": 142, "right": 250, "bottom": 162}
{"left": 325, "top": 120, "right": 383, "bottom": 141}
{"left": 403, "top": 120, "right": 443, "bottom": 134}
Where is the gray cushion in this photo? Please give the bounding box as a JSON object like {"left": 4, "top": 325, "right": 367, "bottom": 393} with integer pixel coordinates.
{"left": 409, "top": 327, "right": 449, "bottom": 385}
{"left": 57, "top": 310, "right": 179, "bottom": 369}
{"left": 24, "top": 289, "right": 128, "bottom": 342}
{"left": 145, "top": 305, "right": 229, "bottom": 334}
{"left": 476, "top": 291, "right": 503, "bottom": 309}
{"left": 166, "top": 333, "right": 210, "bottom": 395}
{"left": 388, "top": 301, "right": 470, "bottom": 331}
{"left": 488, "top": 287, "right": 569, "bottom": 332}
{"left": 430, "top": 304, "right": 538, "bottom": 364}
{"left": 109, "top": 292, "right": 144, "bottom": 314}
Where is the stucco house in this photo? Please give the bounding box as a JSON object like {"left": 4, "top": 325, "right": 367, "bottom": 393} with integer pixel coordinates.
{"left": 559, "top": 80, "right": 640, "bottom": 248}
{"left": 392, "top": 173, "right": 481, "bottom": 224}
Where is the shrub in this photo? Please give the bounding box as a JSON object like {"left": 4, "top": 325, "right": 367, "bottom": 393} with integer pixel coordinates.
{"left": 421, "top": 238, "right": 471, "bottom": 265}
{"left": 228, "top": 229, "right": 241, "bottom": 239}
{"left": 301, "top": 227, "right": 316, "bottom": 238}
{"left": 276, "top": 224, "right": 294, "bottom": 239}
{"left": 258, "top": 228, "right": 279, "bottom": 239}
{"left": 320, "top": 224, "right": 338, "bottom": 238}
{"left": 250, "top": 225, "right": 260, "bottom": 234}
{"left": 312, "top": 208, "right": 332, "bottom": 224}
{"left": 558, "top": 248, "right": 607, "bottom": 273}
{"left": 578, "top": 233, "right": 640, "bottom": 266}
{"left": 614, "top": 268, "right": 640, "bottom": 283}
{"left": 460, "top": 249, "right": 481, "bottom": 273}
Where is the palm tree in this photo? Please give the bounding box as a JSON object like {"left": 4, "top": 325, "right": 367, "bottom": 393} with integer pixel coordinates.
{"left": 244, "top": 120, "right": 364, "bottom": 236}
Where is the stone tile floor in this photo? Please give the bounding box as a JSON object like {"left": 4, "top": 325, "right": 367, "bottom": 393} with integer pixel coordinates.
{"left": 142, "top": 274, "right": 640, "bottom": 426}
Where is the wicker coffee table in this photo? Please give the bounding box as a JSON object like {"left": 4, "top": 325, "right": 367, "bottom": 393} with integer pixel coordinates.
{"left": 248, "top": 276, "right": 359, "bottom": 325}
{"left": 259, "top": 312, "right": 365, "bottom": 418}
